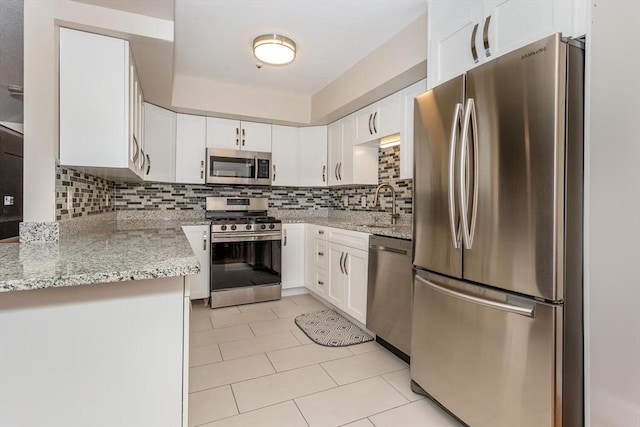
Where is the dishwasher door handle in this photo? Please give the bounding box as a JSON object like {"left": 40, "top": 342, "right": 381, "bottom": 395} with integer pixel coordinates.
{"left": 369, "top": 244, "right": 408, "bottom": 255}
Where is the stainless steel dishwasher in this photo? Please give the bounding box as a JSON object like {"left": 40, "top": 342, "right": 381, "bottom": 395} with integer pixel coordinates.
{"left": 367, "top": 235, "right": 413, "bottom": 359}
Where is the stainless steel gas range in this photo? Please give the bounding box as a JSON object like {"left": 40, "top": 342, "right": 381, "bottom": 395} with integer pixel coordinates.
{"left": 206, "top": 197, "right": 282, "bottom": 308}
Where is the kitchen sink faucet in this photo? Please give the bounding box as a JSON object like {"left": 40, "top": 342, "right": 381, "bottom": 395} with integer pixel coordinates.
{"left": 373, "top": 183, "right": 400, "bottom": 225}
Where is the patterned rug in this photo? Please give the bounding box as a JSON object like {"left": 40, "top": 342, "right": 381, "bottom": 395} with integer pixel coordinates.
{"left": 294, "top": 309, "right": 374, "bottom": 347}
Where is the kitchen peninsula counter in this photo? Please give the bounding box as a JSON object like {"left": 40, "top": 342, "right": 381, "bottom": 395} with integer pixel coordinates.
{"left": 0, "top": 219, "right": 207, "bottom": 292}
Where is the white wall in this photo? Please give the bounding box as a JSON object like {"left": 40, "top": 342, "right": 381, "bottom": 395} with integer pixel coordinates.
{"left": 586, "top": 1, "right": 640, "bottom": 426}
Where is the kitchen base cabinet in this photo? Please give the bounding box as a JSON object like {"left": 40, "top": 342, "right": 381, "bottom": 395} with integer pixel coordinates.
{"left": 182, "top": 225, "right": 210, "bottom": 300}
{"left": 281, "top": 224, "right": 305, "bottom": 290}
{"left": 0, "top": 277, "right": 189, "bottom": 427}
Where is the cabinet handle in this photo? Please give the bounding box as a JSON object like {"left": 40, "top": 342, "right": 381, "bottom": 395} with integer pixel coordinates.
{"left": 343, "top": 252, "right": 349, "bottom": 275}
{"left": 338, "top": 162, "right": 342, "bottom": 180}
{"left": 335, "top": 163, "right": 339, "bottom": 180}
{"left": 368, "top": 113, "right": 373, "bottom": 135}
{"left": 242, "top": 128, "right": 245, "bottom": 146}
{"left": 200, "top": 160, "right": 205, "bottom": 180}
{"left": 283, "top": 229, "right": 287, "bottom": 246}
{"left": 141, "top": 149, "right": 146, "bottom": 170}
{"left": 203, "top": 231, "right": 207, "bottom": 250}
{"left": 339, "top": 252, "right": 345, "bottom": 274}
{"left": 318, "top": 230, "right": 325, "bottom": 235}
{"left": 318, "top": 252, "right": 324, "bottom": 256}
{"left": 132, "top": 137, "right": 139, "bottom": 163}
{"left": 146, "top": 154, "right": 151, "bottom": 175}
{"left": 372, "top": 112, "right": 378, "bottom": 134}
{"left": 471, "top": 23, "right": 479, "bottom": 63}
{"left": 483, "top": 15, "right": 492, "bottom": 57}
{"left": 322, "top": 165, "right": 326, "bottom": 182}
{"left": 318, "top": 280, "right": 325, "bottom": 286}
{"left": 273, "top": 164, "right": 276, "bottom": 181}
{"left": 236, "top": 128, "right": 240, "bottom": 146}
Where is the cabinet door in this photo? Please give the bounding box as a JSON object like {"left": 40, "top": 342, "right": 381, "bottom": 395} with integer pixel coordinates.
{"left": 271, "top": 125, "right": 298, "bottom": 186}
{"left": 143, "top": 103, "right": 176, "bottom": 183}
{"left": 400, "top": 79, "right": 427, "bottom": 179}
{"left": 427, "top": 0, "right": 483, "bottom": 89}
{"left": 59, "top": 28, "right": 129, "bottom": 169}
{"left": 176, "top": 114, "right": 206, "bottom": 184}
{"left": 354, "top": 107, "right": 377, "bottom": 145}
{"left": 298, "top": 126, "right": 328, "bottom": 187}
{"left": 281, "top": 224, "right": 305, "bottom": 289}
{"left": 483, "top": 0, "right": 574, "bottom": 60}
{"left": 375, "top": 92, "right": 402, "bottom": 138}
{"left": 343, "top": 248, "right": 368, "bottom": 325}
{"left": 327, "top": 120, "right": 343, "bottom": 185}
{"left": 241, "top": 121, "right": 272, "bottom": 152}
{"left": 181, "top": 226, "right": 210, "bottom": 300}
{"left": 313, "top": 268, "right": 328, "bottom": 299}
{"left": 340, "top": 115, "right": 355, "bottom": 184}
{"left": 206, "top": 117, "right": 240, "bottom": 149}
{"left": 305, "top": 226, "right": 319, "bottom": 291}
{"left": 327, "top": 244, "right": 346, "bottom": 309}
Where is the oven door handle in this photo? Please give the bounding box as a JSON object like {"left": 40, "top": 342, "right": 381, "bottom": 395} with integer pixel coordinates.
{"left": 211, "top": 232, "right": 282, "bottom": 243}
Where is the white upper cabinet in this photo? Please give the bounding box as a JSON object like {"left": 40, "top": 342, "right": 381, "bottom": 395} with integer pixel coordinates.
{"left": 427, "top": 0, "right": 587, "bottom": 89}
{"left": 329, "top": 115, "right": 376, "bottom": 186}
{"left": 297, "top": 126, "right": 328, "bottom": 187}
{"left": 143, "top": 103, "right": 176, "bottom": 183}
{"left": 176, "top": 114, "right": 206, "bottom": 184}
{"left": 59, "top": 28, "right": 144, "bottom": 180}
{"left": 271, "top": 125, "right": 298, "bottom": 186}
{"left": 206, "top": 117, "right": 272, "bottom": 152}
{"left": 355, "top": 92, "right": 402, "bottom": 145}
{"left": 400, "top": 79, "right": 427, "bottom": 179}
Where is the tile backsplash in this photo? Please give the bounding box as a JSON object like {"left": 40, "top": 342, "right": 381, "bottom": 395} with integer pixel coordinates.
{"left": 56, "top": 165, "right": 115, "bottom": 220}
{"left": 56, "top": 145, "right": 413, "bottom": 219}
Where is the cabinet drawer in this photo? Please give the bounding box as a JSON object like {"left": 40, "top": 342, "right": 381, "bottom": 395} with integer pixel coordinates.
{"left": 314, "top": 268, "right": 328, "bottom": 298}
{"left": 314, "top": 239, "right": 328, "bottom": 268}
{"left": 328, "top": 228, "right": 369, "bottom": 251}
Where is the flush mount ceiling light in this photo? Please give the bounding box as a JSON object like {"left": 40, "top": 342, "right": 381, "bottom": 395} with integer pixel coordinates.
{"left": 253, "top": 34, "right": 296, "bottom": 66}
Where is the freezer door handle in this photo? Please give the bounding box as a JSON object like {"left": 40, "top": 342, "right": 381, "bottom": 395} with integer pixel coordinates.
{"left": 448, "top": 102, "right": 463, "bottom": 249}
{"left": 415, "top": 274, "right": 535, "bottom": 318}
{"left": 459, "top": 97, "right": 479, "bottom": 250}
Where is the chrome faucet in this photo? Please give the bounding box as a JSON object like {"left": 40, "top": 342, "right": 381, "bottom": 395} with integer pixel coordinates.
{"left": 373, "top": 183, "right": 400, "bottom": 225}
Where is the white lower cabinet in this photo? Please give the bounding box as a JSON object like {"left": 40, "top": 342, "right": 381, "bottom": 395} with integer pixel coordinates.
{"left": 281, "top": 224, "right": 305, "bottom": 290}
{"left": 181, "top": 225, "right": 210, "bottom": 300}
{"left": 304, "top": 225, "right": 369, "bottom": 325}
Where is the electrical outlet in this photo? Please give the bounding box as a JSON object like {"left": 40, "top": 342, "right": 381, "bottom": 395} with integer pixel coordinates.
{"left": 361, "top": 195, "right": 367, "bottom": 207}
{"left": 3, "top": 196, "right": 14, "bottom": 206}
{"left": 342, "top": 195, "right": 349, "bottom": 207}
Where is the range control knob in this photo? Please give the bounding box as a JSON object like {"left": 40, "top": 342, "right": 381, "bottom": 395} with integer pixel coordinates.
{"left": 246, "top": 225, "right": 252, "bottom": 230}
{"left": 220, "top": 225, "right": 227, "bottom": 231}
{"left": 230, "top": 225, "right": 237, "bottom": 231}
{"left": 261, "top": 224, "right": 267, "bottom": 230}
{"left": 269, "top": 224, "right": 275, "bottom": 229}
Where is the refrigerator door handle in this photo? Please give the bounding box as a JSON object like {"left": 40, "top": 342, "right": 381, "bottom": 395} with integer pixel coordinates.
{"left": 459, "top": 98, "right": 479, "bottom": 249}
{"left": 415, "top": 274, "right": 535, "bottom": 318}
{"left": 448, "top": 103, "right": 463, "bottom": 249}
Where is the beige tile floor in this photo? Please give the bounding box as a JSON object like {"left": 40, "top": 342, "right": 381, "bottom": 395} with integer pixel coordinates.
{"left": 188, "top": 294, "right": 464, "bottom": 427}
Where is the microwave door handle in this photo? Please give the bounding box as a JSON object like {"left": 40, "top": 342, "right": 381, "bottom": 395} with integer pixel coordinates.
{"left": 254, "top": 157, "right": 258, "bottom": 182}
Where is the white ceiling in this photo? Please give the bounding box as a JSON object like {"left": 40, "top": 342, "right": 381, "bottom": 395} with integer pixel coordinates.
{"left": 174, "top": 0, "right": 428, "bottom": 96}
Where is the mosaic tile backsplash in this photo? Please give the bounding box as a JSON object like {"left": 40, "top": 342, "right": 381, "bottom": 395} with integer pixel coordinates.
{"left": 56, "top": 165, "right": 115, "bottom": 221}
{"left": 56, "top": 145, "right": 413, "bottom": 219}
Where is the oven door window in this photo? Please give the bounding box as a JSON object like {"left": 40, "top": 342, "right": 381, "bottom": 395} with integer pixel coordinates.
{"left": 211, "top": 240, "right": 281, "bottom": 291}
{"left": 210, "top": 156, "right": 255, "bottom": 179}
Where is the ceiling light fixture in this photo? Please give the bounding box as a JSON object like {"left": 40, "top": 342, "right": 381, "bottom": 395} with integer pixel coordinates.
{"left": 379, "top": 133, "right": 401, "bottom": 148}
{"left": 253, "top": 34, "right": 296, "bottom": 66}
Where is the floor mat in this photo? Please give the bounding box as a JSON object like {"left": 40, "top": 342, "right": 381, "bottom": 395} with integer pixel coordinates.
{"left": 294, "top": 309, "right": 373, "bottom": 347}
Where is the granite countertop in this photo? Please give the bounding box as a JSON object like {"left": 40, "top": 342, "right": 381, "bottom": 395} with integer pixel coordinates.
{"left": 0, "top": 220, "right": 205, "bottom": 293}
{"left": 281, "top": 217, "right": 412, "bottom": 240}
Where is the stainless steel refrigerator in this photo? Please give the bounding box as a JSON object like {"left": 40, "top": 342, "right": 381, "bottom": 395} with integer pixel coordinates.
{"left": 411, "top": 34, "right": 584, "bottom": 427}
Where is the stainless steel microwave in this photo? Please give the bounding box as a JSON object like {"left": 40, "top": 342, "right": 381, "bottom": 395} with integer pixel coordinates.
{"left": 206, "top": 148, "right": 272, "bottom": 186}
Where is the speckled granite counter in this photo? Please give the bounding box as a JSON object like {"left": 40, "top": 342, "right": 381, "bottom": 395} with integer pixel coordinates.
{"left": 281, "top": 217, "right": 412, "bottom": 240}
{"left": 0, "top": 220, "right": 206, "bottom": 293}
